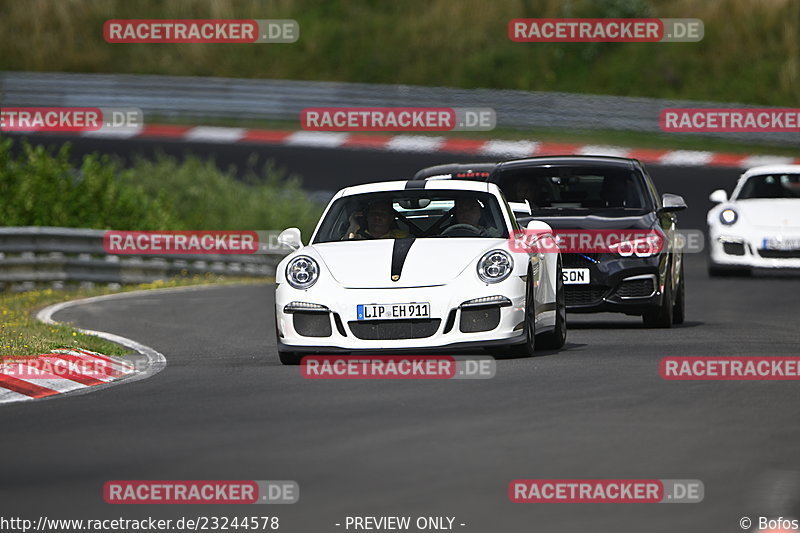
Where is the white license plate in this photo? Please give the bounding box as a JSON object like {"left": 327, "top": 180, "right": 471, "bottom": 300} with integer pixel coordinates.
{"left": 562, "top": 268, "right": 590, "bottom": 285}
{"left": 763, "top": 237, "right": 800, "bottom": 251}
{"left": 357, "top": 302, "right": 430, "bottom": 320}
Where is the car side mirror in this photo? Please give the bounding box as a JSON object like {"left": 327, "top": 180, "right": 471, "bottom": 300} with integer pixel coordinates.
{"left": 277, "top": 228, "right": 302, "bottom": 250}
{"left": 523, "top": 220, "right": 554, "bottom": 251}
{"left": 660, "top": 193, "right": 687, "bottom": 212}
{"left": 708, "top": 189, "right": 728, "bottom": 203}
{"left": 526, "top": 220, "right": 552, "bottom": 231}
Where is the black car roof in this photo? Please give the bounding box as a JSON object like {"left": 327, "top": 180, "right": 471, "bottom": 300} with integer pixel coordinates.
{"left": 495, "top": 155, "right": 642, "bottom": 172}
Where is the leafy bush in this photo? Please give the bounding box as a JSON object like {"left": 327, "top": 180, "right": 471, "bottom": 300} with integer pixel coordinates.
{"left": 0, "top": 138, "right": 323, "bottom": 234}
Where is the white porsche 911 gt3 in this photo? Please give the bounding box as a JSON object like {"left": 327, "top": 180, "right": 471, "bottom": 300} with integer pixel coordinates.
{"left": 274, "top": 179, "right": 565, "bottom": 364}
{"left": 708, "top": 165, "right": 800, "bottom": 276}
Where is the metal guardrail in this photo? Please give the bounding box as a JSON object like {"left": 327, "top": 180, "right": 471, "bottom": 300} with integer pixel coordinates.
{"left": 0, "top": 227, "right": 286, "bottom": 292}
{"left": 1, "top": 71, "right": 798, "bottom": 145}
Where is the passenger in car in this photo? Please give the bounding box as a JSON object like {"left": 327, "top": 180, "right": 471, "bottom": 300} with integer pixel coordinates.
{"left": 344, "top": 200, "right": 410, "bottom": 240}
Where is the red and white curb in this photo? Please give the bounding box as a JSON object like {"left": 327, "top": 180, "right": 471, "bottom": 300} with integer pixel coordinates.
{"left": 0, "top": 349, "right": 138, "bottom": 403}
{"left": 0, "top": 291, "right": 169, "bottom": 405}
{"left": 73, "top": 124, "right": 800, "bottom": 169}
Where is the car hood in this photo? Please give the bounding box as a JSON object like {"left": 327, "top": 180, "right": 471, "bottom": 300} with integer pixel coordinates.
{"left": 733, "top": 199, "right": 800, "bottom": 229}
{"left": 518, "top": 213, "right": 657, "bottom": 231}
{"left": 310, "top": 238, "right": 506, "bottom": 288}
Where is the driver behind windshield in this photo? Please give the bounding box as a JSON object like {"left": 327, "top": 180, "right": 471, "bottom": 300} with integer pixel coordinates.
{"left": 511, "top": 176, "right": 559, "bottom": 207}
{"left": 513, "top": 179, "right": 541, "bottom": 207}
{"left": 455, "top": 197, "right": 482, "bottom": 226}
{"left": 450, "top": 197, "right": 501, "bottom": 237}
{"left": 344, "top": 200, "right": 410, "bottom": 240}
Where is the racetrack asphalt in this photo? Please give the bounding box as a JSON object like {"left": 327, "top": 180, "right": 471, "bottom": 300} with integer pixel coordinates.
{"left": 2, "top": 136, "right": 800, "bottom": 533}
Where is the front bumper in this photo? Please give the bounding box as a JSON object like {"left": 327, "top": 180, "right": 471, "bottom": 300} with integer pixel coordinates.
{"left": 275, "top": 279, "right": 532, "bottom": 352}
{"left": 277, "top": 333, "right": 526, "bottom": 354}
{"left": 709, "top": 232, "right": 800, "bottom": 269}
{"left": 562, "top": 253, "right": 666, "bottom": 314}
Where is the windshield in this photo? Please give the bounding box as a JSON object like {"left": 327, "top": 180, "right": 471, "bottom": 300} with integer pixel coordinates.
{"left": 736, "top": 174, "right": 800, "bottom": 200}
{"left": 313, "top": 190, "right": 508, "bottom": 243}
{"left": 494, "top": 166, "right": 652, "bottom": 216}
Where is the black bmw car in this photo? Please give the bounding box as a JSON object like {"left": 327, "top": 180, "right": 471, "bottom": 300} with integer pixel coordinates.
{"left": 416, "top": 156, "right": 688, "bottom": 328}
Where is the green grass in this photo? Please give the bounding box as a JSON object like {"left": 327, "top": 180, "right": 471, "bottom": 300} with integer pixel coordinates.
{"left": 1, "top": 0, "right": 798, "bottom": 106}
{"left": 0, "top": 276, "right": 273, "bottom": 359}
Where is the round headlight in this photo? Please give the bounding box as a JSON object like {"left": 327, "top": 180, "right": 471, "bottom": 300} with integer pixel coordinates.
{"left": 616, "top": 241, "right": 634, "bottom": 257}
{"left": 720, "top": 208, "right": 738, "bottom": 225}
{"left": 477, "top": 250, "right": 513, "bottom": 284}
{"left": 611, "top": 237, "right": 658, "bottom": 258}
{"left": 286, "top": 256, "right": 319, "bottom": 289}
{"left": 633, "top": 239, "right": 656, "bottom": 258}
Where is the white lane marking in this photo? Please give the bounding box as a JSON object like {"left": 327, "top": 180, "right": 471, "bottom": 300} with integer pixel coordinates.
{"left": 82, "top": 124, "right": 144, "bottom": 139}
{"left": 577, "top": 145, "right": 631, "bottom": 157}
{"left": 0, "top": 288, "right": 208, "bottom": 405}
{"left": 385, "top": 135, "right": 445, "bottom": 152}
{"left": 740, "top": 155, "right": 797, "bottom": 168}
{"left": 183, "top": 126, "right": 247, "bottom": 143}
{"left": 658, "top": 150, "right": 714, "bottom": 166}
{"left": 37, "top": 291, "right": 172, "bottom": 371}
{"left": 286, "top": 131, "right": 349, "bottom": 147}
{"left": 480, "top": 140, "right": 539, "bottom": 157}
{"left": 67, "top": 352, "right": 136, "bottom": 376}
{"left": 68, "top": 348, "right": 137, "bottom": 370}
{"left": 185, "top": 126, "right": 247, "bottom": 143}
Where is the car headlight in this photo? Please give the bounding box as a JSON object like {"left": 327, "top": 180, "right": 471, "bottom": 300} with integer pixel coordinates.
{"left": 720, "top": 208, "right": 738, "bottom": 225}
{"left": 609, "top": 238, "right": 659, "bottom": 258}
{"left": 286, "top": 256, "right": 319, "bottom": 289}
{"left": 477, "top": 250, "right": 513, "bottom": 283}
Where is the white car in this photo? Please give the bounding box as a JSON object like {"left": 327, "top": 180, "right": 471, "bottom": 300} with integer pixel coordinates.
{"left": 274, "top": 179, "right": 565, "bottom": 364}
{"left": 707, "top": 165, "right": 800, "bottom": 276}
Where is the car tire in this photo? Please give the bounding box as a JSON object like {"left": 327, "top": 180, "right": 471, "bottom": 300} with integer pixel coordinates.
{"left": 672, "top": 259, "right": 685, "bottom": 325}
{"left": 537, "top": 258, "right": 566, "bottom": 350}
{"left": 642, "top": 270, "right": 673, "bottom": 328}
{"left": 501, "top": 271, "right": 537, "bottom": 358}
{"left": 278, "top": 351, "right": 302, "bottom": 365}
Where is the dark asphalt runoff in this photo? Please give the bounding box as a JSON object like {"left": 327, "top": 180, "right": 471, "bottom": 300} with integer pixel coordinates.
{"left": 2, "top": 136, "right": 800, "bottom": 533}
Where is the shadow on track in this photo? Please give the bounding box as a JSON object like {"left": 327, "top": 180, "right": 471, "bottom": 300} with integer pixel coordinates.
{"left": 566, "top": 320, "right": 704, "bottom": 330}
